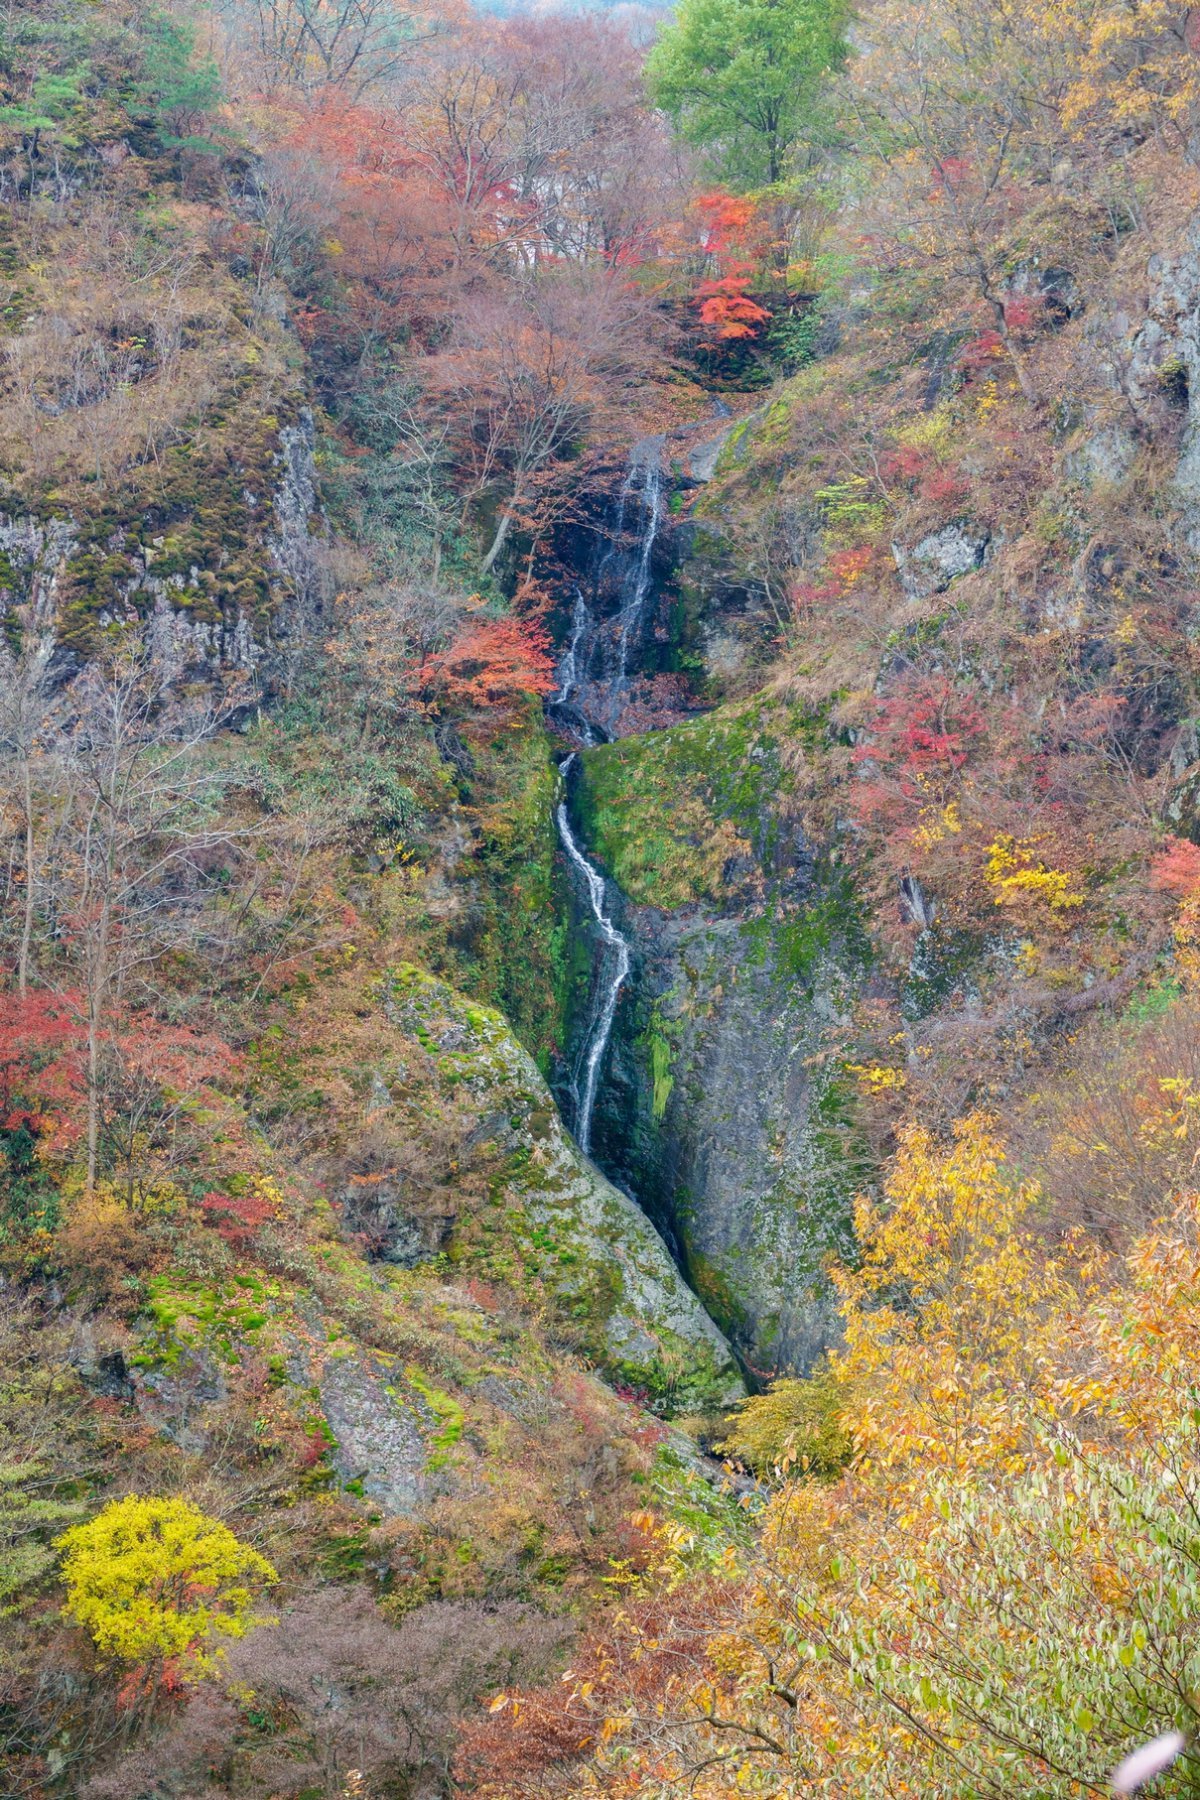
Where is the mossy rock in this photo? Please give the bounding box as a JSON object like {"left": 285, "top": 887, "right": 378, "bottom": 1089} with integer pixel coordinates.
{"left": 381, "top": 965, "right": 744, "bottom": 1412}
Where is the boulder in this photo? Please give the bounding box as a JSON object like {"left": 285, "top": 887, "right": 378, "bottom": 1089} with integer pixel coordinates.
{"left": 892, "top": 523, "right": 991, "bottom": 598}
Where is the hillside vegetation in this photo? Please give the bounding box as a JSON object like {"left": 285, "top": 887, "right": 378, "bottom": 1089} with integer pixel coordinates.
{"left": 6, "top": 0, "right": 1200, "bottom": 1796}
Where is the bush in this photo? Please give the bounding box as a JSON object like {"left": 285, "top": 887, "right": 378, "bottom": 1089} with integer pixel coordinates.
{"left": 720, "top": 1361, "right": 852, "bottom": 1477}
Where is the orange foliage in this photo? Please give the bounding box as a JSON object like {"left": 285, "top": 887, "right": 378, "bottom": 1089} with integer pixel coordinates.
{"left": 692, "top": 190, "right": 771, "bottom": 342}
{"left": 0, "top": 991, "right": 87, "bottom": 1148}
{"left": 1150, "top": 835, "right": 1200, "bottom": 897}
{"left": 418, "top": 614, "right": 556, "bottom": 712}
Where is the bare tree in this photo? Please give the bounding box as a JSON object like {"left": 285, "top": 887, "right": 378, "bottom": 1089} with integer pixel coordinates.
{"left": 215, "top": 0, "right": 450, "bottom": 101}
{"left": 47, "top": 652, "right": 240, "bottom": 1186}
{"left": 847, "top": 0, "right": 1093, "bottom": 406}
{"left": 430, "top": 269, "right": 664, "bottom": 573}
{"left": 0, "top": 629, "right": 58, "bottom": 995}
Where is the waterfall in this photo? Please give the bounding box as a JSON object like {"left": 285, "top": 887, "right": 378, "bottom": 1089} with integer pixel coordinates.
{"left": 555, "top": 755, "right": 632, "bottom": 1155}
{"left": 550, "top": 590, "right": 598, "bottom": 748}
{"left": 609, "top": 452, "right": 663, "bottom": 710}
{"left": 551, "top": 439, "right": 664, "bottom": 1153}
{"left": 549, "top": 439, "right": 664, "bottom": 745}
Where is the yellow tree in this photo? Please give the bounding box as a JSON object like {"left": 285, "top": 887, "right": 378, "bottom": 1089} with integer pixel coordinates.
{"left": 57, "top": 1495, "right": 277, "bottom": 1676}
{"left": 558, "top": 1118, "right": 1200, "bottom": 1800}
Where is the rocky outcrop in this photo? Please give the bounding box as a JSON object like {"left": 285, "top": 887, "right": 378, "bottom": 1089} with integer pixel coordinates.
{"left": 571, "top": 706, "right": 870, "bottom": 1376}
{"left": 320, "top": 1351, "right": 438, "bottom": 1516}
{"left": 268, "top": 408, "right": 328, "bottom": 648}
{"left": 1125, "top": 218, "right": 1200, "bottom": 545}
{"left": 892, "top": 523, "right": 991, "bottom": 599}
{"left": 382, "top": 967, "right": 745, "bottom": 1409}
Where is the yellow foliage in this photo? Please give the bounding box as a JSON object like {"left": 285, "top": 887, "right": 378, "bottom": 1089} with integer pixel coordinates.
{"left": 911, "top": 800, "right": 962, "bottom": 850}
{"left": 984, "top": 834, "right": 1082, "bottom": 917}
{"left": 893, "top": 406, "right": 956, "bottom": 458}
{"left": 830, "top": 1113, "right": 1073, "bottom": 1471}
{"left": 605, "top": 1122, "right": 1200, "bottom": 1798}
{"left": 57, "top": 1496, "right": 277, "bottom": 1673}
{"left": 972, "top": 378, "right": 1000, "bottom": 420}
{"left": 844, "top": 1060, "right": 907, "bottom": 1095}
{"left": 721, "top": 1363, "right": 853, "bottom": 1477}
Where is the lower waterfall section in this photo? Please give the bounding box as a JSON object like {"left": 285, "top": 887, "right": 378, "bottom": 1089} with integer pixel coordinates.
{"left": 553, "top": 754, "right": 631, "bottom": 1157}
{"left": 557, "top": 713, "right": 873, "bottom": 1379}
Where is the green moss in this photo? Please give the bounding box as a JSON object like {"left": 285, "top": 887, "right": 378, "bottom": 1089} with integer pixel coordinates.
{"left": 576, "top": 701, "right": 784, "bottom": 908}
{"left": 136, "top": 1272, "right": 283, "bottom": 1368}
{"left": 414, "top": 705, "right": 568, "bottom": 1071}
{"left": 639, "top": 1002, "right": 681, "bottom": 1121}
{"left": 682, "top": 1244, "right": 753, "bottom": 1345}
{"left": 402, "top": 1367, "right": 464, "bottom": 1470}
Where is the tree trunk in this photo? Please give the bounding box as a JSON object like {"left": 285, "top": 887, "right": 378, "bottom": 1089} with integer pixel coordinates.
{"left": 982, "top": 281, "right": 1039, "bottom": 407}
{"left": 86, "top": 1000, "right": 100, "bottom": 1191}
{"left": 85, "top": 896, "right": 110, "bottom": 1192}
{"left": 480, "top": 502, "right": 515, "bottom": 574}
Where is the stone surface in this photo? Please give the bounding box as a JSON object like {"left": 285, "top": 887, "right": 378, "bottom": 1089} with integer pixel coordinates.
{"left": 892, "top": 524, "right": 991, "bottom": 599}
{"left": 320, "top": 1352, "right": 435, "bottom": 1516}
{"left": 383, "top": 966, "right": 745, "bottom": 1409}
{"left": 1065, "top": 424, "right": 1137, "bottom": 488}
{"left": 1125, "top": 219, "right": 1200, "bottom": 545}
{"left": 572, "top": 712, "right": 871, "bottom": 1376}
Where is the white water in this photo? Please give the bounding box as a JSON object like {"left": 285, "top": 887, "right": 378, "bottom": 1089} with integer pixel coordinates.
{"left": 555, "top": 754, "right": 632, "bottom": 1154}
{"left": 609, "top": 454, "right": 663, "bottom": 705}
{"left": 551, "top": 442, "right": 663, "bottom": 1152}
{"left": 552, "top": 589, "right": 597, "bottom": 745}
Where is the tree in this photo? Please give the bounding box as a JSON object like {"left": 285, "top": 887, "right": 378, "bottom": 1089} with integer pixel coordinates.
{"left": 136, "top": 10, "right": 223, "bottom": 154}
{"left": 0, "top": 628, "right": 58, "bottom": 995}
{"left": 404, "top": 15, "right": 680, "bottom": 274}
{"left": 846, "top": 0, "right": 1096, "bottom": 405}
{"left": 645, "top": 0, "right": 850, "bottom": 188}
{"left": 501, "top": 1116, "right": 1200, "bottom": 1800}
{"left": 431, "top": 271, "right": 662, "bottom": 573}
{"left": 693, "top": 189, "right": 772, "bottom": 345}
{"left": 43, "top": 652, "right": 238, "bottom": 1187}
{"left": 417, "top": 611, "right": 556, "bottom": 712}
{"left": 215, "top": 0, "right": 450, "bottom": 101}
{"left": 56, "top": 1496, "right": 277, "bottom": 1675}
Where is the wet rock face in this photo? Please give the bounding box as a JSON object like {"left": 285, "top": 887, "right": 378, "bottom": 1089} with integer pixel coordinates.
{"left": 671, "top": 520, "right": 783, "bottom": 696}
{"left": 599, "top": 905, "right": 865, "bottom": 1375}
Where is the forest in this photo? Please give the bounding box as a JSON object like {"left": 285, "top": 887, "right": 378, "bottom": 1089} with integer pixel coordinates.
{"left": 5, "top": 0, "right": 1200, "bottom": 1795}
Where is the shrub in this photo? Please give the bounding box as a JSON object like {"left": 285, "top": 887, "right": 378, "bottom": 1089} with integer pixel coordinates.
{"left": 721, "top": 1362, "right": 853, "bottom": 1478}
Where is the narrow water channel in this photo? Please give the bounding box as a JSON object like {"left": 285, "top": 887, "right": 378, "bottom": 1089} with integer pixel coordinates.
{"left": 554, "top": 757, "right": 631, "bottom": 1156}
{"left": 550, "top": 437, "right": 664, "bottom": 1155}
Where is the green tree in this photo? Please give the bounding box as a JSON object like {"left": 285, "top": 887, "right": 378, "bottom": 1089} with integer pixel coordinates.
{"left": 137, "top": 11, "right": 222, "bottom": 151}
{"left": 645, "top": 0, "right": 850, "bottom": 187}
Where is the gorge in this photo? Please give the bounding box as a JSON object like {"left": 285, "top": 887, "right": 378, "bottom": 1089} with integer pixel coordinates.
{"left": 543, "top": 438, "right": 865, "bottom": 1377}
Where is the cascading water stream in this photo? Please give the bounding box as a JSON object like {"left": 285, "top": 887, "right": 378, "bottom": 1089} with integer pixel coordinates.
{"left": 554, "top": 755, "right": 631, "bottom": 1155}
{"left": 607, "top": 452, "right": 663, "bottom": 725}
{"left": 551, "top": 438, "right": 664, "bottom": 1154}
